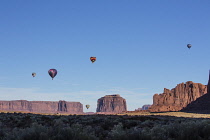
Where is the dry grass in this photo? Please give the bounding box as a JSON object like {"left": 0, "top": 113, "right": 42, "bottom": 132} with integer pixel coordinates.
{"left": 119, "top": 111, "right": 210, "bottom": 118}
{"left": 0, "top": 110, "right": 84, "bottom": 116}
{"left": 2, "top": 110, "right": 210, "bottom": 118}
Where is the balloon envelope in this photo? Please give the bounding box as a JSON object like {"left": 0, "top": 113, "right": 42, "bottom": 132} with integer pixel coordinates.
{"left": 187, "top": 44, "right": 192, "bottom": 49}
{"left": 90, "top": 57, "right": 96, "bottom": 63}
{"left": 32, "top": 73, "right": 36, "bottom": 77}
{"left": 86, "top": 104, "right": 90, "bottom": 109}
{"left": 48, "top": 69, "right": 57, "bottom": 80}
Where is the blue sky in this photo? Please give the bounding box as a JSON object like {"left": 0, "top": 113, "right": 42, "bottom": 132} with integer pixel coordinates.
{"left": 0, "top": 1, "right": 210, "bottom": 112}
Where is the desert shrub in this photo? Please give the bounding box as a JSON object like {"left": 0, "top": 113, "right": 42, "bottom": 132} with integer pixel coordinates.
{"left": 109, "top": 123, "right": 152, "bottom": 140}
{"left": 146, "top": 119, "right": 210, "bottom": 140}
{"left": 53, "top": 118, "right": 65, "bottom": 127}
{"left": 49, "top": 123, "right": 98, "bottom": 140}
{"left": 174, "top": 120, "right": 210, "bottom": 140}
{"left": 100, "top": 118, "right": 118, "bottom": 130}
{"left": 59, "top": 116, "right": 69, "bottom": 124}
{"left": 109, "top": 123, "right": 127, "bottom": 140}
{"left": 0, "top": 122, "right": 6, "bottom": 140}
{"left": 4, "top": 123, "right": 48, "bottom": 140}
{"left": 123, "top": 120, "right": 138, "bottom": 129}
{"left": 1, "top": 113, "right": 210, "bottom": 140}
{"left": 4, "top": 123, "right": 98, "bottom": 140}
{"left": 141, "top": 120, "right": 155, "bottom": 128}
{"left": 150, "top": 124, "right": 169, "bottom": 140}
{"left": 109, "top": 119, "right": 210, "bottom": 140}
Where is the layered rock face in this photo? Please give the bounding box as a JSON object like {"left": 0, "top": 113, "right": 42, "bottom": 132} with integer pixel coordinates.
{"left": 181, "top": 71, "right": 210, "bottom": 113}
{"left": 181, "top": 93, "right": 210, "bottom": 113}
{"left": 149, "top": 81, "right": 207, "bottom": 112}
{"left": 96, "top": 94, "right": 127, "bottom": 113}
{"left": 0, "top": 100, "right": 83, "bottom": 114}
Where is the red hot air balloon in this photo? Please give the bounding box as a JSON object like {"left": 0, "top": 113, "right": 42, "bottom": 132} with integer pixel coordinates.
{"left": 48, "top": 69, "right": 57, "bottom": 80}
{"left": 90, "top": 57, "right": 96, "bottom": 63}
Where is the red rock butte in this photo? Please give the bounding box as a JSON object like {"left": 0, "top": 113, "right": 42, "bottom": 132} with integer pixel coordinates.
{"left": 96, "top": 94, "right": 127, "bottom": 113}
{"left": 0, "top": 100, "right": 83, "bottom": 114}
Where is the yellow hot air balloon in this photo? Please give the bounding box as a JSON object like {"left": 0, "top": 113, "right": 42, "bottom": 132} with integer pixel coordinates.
{"left": 86, "top": 104, "right": 90, "bottom": 109}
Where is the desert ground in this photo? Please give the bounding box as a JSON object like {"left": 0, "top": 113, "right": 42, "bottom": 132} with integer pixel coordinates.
{"left": 0, "top": 111, "right": 210, "bottom": 140}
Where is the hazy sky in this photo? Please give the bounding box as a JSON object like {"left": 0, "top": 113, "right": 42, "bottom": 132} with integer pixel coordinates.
{"left": 0, "top": 1, "right": 210, "bottom": 112}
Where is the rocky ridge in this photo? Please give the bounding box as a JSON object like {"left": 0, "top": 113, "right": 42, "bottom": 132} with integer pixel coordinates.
{"left": 149, "top": 81, "right": 207, "bottom": 112}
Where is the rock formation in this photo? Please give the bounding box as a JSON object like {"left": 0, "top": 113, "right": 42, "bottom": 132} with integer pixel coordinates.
{"left": 149, "top": 81, "right": 207, "bottom": 112}
{"left": 0, "top": 100, "right": 83, "bottom": 114}
{"left": 181, "top": 71, "right": 210, "bottom": 113}
{"left": 135, "top": 104, "right": 151, "bottom": 111}
{"left": 208, "top": 70, "right": 210, "bottom": 93}
{"left": 180, "top": 93, "right": 210, "bottom": 114}
{"left": 135, "top": 108, "right": 142, "bottom": 111}
{"left": 142, "top": 104, "right": 152, "bottom": 110}
{"left": 96, "top": 94, "right": 127, "bottom": 113}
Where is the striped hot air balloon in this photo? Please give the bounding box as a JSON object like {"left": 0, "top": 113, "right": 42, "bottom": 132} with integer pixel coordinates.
{"left": 90, "top": 57, "right": 96, "bottom": 63}
{"left": 86, "top": 104, "right": 90, "bottom": 109}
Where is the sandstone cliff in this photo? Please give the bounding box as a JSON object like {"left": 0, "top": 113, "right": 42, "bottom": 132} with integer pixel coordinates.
{"left": 0, "top": 100, "right": 83, "bottom": 114}
{"left": 180, "top": 93, "right": 210, "bottom": 114}
{"left": 149, "top": 81, "right": 207, "bottom": 112}
{"left": 181, "top": 71, "right": 210, "bottom": 113}
{"left": 96, "top": 94, "right": 127, "bottom": 113}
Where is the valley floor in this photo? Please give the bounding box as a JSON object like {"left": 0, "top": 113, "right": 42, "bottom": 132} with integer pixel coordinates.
{"left": 120, "top": 111, "right": 210, "bottom": 118}
{"left": 0, "top": 112, "right": 210, "bottom": 140}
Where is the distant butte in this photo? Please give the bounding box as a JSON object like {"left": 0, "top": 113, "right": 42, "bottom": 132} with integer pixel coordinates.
{"left": 0, "top": 100, "right": 83, "bottom": 114}
{"left": 96, "top": 94, "right": 127, "bottom": 113}
{"left": 135, "top": 104, "right": 151, "bottom": 111}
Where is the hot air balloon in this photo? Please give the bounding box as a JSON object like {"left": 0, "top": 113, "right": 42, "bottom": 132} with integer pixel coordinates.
{"left": 48, "top": 69, "right": 57, "bottom": 80}
{"left": 187, "top": 44, "right": 192, "bottom": 49}
{"left": 90, "top": 57, "right": 96, "bottom": 63}
{"left": 32, "top": 72, "right": 36, "bottom": 77}
{"left": 86, "top": 104, "right": 90, "bottom": 109}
